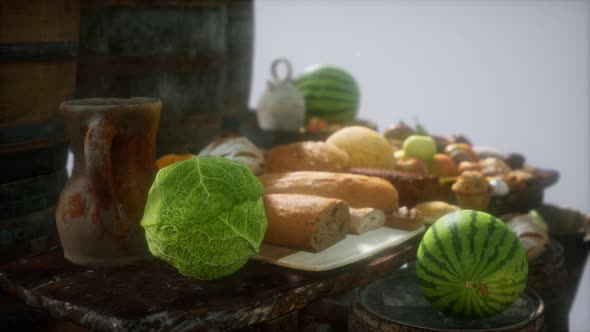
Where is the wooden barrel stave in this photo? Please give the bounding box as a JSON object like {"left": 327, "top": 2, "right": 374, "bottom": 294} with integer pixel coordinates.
{"left": 1, "top": 0, "right": 78, "bottom": 184}
{"left": 0, "top": 1, "right": 77, "bottom": 261}
{"left": 224, "top": 0, "right": 254, "bottom": 115}
{"left": 77, "top": 0, "right": 254, "bottom": 155}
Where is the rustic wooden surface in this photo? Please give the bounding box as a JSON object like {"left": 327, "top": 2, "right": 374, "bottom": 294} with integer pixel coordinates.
{"left": 0, "top": 240, "right": 416, "bottom": 331}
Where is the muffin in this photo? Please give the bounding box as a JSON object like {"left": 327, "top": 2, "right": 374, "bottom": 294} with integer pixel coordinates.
{"left": 451, "top": 170, "right": 491, "bottom": 210}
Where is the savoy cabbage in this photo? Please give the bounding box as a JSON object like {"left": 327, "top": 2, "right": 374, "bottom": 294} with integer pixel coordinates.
{"left": 140, "top": 156, "right": 267, "bottom": 279}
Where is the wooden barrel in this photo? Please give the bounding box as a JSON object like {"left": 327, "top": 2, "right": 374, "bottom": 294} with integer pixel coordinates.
{"left": 0, "top": 0, "right": 78, "bottom": 182}
{"left": 349, "top": 265, "right": 545, "bottom": 332}
{"left": 224, "top": 0, "right": 254, "bottom": 115}
{"left": 527, "top": 240, "right": 568, "bottom": 332}
{"left": 537, "top": 204, "right": 590, "bottom": 319}
{"left": 0, "top": 169, "right": 68, "bottom": 219}
{"left": 76, "top": 0, "right": 254, "bottom": 156}
{"left": 0, "top": 168, "right": 67, "bottom": 264}
{"left": 0, "top": 208, "right": 61, "bottom": 265}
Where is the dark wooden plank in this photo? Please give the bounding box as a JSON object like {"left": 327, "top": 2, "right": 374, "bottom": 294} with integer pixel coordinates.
{"left": 0, "top": 240, "right": 417, "bottom": 331}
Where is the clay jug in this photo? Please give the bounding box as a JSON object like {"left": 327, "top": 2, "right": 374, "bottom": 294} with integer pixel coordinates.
{"left": 57, "top": 98, "right": 161, "bottom": 266}
{"left": 256, "top": 58, "right": 305, "bottom": 132}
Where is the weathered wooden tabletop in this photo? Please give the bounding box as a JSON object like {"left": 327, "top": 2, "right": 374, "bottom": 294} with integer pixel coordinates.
{"left": 0, "top": 240, "right": 417, "bottom": 331}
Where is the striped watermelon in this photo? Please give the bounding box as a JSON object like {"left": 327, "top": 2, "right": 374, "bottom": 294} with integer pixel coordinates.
{"left": 416, "top": 210, "right": 528, "bottom": 319}
{"left": 295, "top": 65, "right": 360, "bottom": 124}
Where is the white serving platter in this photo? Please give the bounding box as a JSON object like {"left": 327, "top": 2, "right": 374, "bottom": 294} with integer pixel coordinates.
{"left": 253, "top": 226, "right": 425, "bottom": 271}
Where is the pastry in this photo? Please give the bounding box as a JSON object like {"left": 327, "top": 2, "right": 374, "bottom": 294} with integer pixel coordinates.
{"left": 198, "top": 136, "right": 265, "bottom": 175}
{"left": 504, "top": 212, "right": 550, "bottom": 261}
{"left": 386, "top": 206, "right": 424, "bottom": 231}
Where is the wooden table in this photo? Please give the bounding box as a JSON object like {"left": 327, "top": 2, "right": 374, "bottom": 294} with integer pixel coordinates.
{"left": 0, "top": 240, "right": 417, "bottom": 331}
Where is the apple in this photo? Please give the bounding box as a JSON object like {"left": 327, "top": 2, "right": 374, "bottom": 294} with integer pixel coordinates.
{"left": 430, "top": 153, "right": 459, "bottom": 177}
{"left": 402, "top": 135, "right": 437, "bottom": 162}
{"left": 395, "top": 157, "right": 430, "bottom": 175}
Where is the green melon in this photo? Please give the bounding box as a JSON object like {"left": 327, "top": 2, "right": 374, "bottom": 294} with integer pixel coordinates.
{"left": 295, "top": 65, "right": 360, "bottom": 124}
{"left": 416, "top": 210, "right": 528, "bottom": 319}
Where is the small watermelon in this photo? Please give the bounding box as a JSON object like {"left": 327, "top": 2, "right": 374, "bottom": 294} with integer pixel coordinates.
{"left": 416, "top": 210, "right": 528, "bottom": 319}
{"left": 295, "top": 65, "right": 360, "bottom": 124}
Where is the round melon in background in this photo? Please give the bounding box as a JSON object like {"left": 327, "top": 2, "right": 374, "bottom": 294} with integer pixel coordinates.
{"left": 416, "top": 210, "right": 528, "bottom": 319}
{"left": 326, "top": 126, "right": 394, "bottom": 169}
{"left": 295, "top": 64, "right": 360, "bottom": 124}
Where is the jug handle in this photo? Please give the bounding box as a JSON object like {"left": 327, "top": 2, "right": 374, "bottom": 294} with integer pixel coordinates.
{"left": 84, "top": 114, "right": 119, "bottom": 229}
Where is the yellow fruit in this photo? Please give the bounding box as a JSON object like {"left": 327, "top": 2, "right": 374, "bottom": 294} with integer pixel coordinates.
{"left": 413, "top": 201, "right": 460, "bottom": 225}
{"left": 326, "top": 126, "right": 394, "bottom": 169}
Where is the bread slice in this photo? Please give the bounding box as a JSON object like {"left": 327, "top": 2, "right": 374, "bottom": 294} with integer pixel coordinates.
{"left": 259, "top": 171, "right": 399, "bottom": 214}
{"left": 348, "top": 207, "right": 386, "bottom": 235}
{"left": 263, "top": 194, "right": 350, "bottom": 252}
{"left": 264, "top": 141, "right": 350, "bottom": 173}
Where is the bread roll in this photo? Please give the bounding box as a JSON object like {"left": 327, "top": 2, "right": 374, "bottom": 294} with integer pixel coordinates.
{"left": 505, "top": 214, "right": 550, "bottom": 261}
{"left": 263, "top": 194, "right": 349, "bottom": 252}
{"left": 198, "top": 136, "right": 265, "bottom": 175}
{"left": 259, "top": 171, "right": 399, "bottom": 214}
{"left": 349, "top": 208, "right": 385, "bottom": 235}
{"left": 264, "top": 141, "right": 350, "bottom": 173}
{"left": 386, "top": 207, "right": 424, "bottom": 231}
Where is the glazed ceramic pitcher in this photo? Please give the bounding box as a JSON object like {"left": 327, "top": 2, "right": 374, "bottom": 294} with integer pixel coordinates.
{"left": 56, "top": 98, "right": 161, "bottom": 266}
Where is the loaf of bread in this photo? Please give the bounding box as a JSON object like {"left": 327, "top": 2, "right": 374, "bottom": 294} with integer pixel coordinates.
{"left": 259, "top": 171, "right": 399, "bottom": 214}
{"left": 349, "top": 207, "right": 385, "bottom": 235}
{"left": 263, "top": 194, "right": 350, "bottom": 252}
{"left": 264, "top": 141, "right": 350, "bottom": 173}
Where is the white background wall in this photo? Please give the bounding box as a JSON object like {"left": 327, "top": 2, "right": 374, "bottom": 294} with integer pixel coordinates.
{"left": 250, "top": 1, "right": 589, "bottom": 330}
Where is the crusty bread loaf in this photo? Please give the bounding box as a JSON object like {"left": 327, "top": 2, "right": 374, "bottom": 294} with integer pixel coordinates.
{"left": 263, "top": 194, "right": 350, "bottom": 252}
{"left": 349, "top": 208, "right": 385, "bottom": 235}
{"left": 264, "top": 141, "right": 350, "bottom": 173}
{"left": 259, "top": 171, "right": 399, "bottom": 214}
